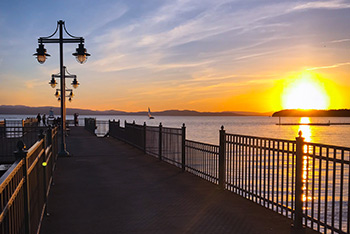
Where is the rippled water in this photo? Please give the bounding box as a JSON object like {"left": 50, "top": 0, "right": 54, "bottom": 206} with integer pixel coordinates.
{"left": 1, "top": 115, "right": 350, "bottom": 147}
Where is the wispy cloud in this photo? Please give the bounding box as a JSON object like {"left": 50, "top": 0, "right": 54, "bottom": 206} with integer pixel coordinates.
{"left": 306, "top": 62, "right": 350, "bottom": 71}
{"left": 292, "top": 0, "right": 350, "bottom": 11}
{"left": 90, "top": 0, "right": 300, "bottom": 74}
{"left": 83, "top": 2, "right": 129, "bottom": 36}
{"left": 329, "top": 39, "right": 350, "bottom": 44}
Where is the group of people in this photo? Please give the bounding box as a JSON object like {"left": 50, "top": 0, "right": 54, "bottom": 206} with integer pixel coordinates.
{"left": 36, "top": 113, "right": 47, "bottom": 126}
{"left": 36, "top": 110, "right": 79, "bottom": 127}
{"left": 36, "top": 108, "right": 56, "bottom": 126}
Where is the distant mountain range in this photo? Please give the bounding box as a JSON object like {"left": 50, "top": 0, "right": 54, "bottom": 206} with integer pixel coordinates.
{"left": 0, "top": 105, "right": 271, "bottom": 116}
{"left": 272, "top": 109, "right": 350, "bottom": 117}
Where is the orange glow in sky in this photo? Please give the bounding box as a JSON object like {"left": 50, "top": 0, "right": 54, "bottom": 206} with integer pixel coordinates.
{"left": 1, "top": 1, "right": 349, "bottom": 113}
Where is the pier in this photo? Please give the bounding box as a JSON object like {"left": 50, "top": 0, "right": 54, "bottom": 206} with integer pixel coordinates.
{"left": 1, "top": 120, "right": 350, "bottom": 234}
{"left": 40, "top": 127, "right": 317, "bottom": 234}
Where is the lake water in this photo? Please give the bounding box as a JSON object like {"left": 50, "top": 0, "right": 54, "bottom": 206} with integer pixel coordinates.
{"left": 2, "top": 114, "right": 350, "bottom": 148}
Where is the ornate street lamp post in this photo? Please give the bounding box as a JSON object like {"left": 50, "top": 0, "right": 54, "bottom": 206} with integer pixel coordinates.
{"left": 34, "top": 20, "right": 90, "bottom": 156}
{"left": 51, "top": 66, "right": 78, "bottom": 103}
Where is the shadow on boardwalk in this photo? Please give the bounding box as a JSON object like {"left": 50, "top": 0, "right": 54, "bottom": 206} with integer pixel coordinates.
{"left": 40, "top": 127, "right": 318, "bottom": 234}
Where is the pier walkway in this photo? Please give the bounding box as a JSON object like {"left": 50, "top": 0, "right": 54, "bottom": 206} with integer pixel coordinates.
{"left": 40, "top": 127, "right": 317, "bottom": 234}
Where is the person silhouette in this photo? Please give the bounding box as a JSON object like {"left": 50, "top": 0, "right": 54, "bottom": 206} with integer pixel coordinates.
{"left": 42, "top": 114, "right": 46, "bottom": 126}
{"left": 37, "top": 113, "right": 41, "bottom": 125}
{"left": 74, "top": 113, "right": 79, "bottom": 126}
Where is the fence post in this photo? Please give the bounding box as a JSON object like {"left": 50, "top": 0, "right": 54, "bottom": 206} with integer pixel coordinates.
{"left": 292, "top": 131, "right": 305, "bottom": 234}
{"left": 14, "top": 141, "right": 30, "bottom": 234}
{"left": 181, "top": 123, "right": 186, "bottom": 171}
{"left": 47, "top": 125, "right": 52, "bottom": 146}
{"left": 143, "top": 122, "right": 147, "bottom": 153}
{"left": 42, "top": 131, "right": 49, "bottom": 216}
{"left": 159, "top": 123, "right": 162, "bottom": 161}
{"left": 219, "top": 126, "right": 226, "bottom": 189}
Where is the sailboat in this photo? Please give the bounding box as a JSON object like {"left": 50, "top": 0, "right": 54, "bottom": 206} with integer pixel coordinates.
{"left": 148, "top": 107, "right": 155, "bottom": 119}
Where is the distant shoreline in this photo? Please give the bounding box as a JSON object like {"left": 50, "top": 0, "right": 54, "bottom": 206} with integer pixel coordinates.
{"left": 272, "top": 109, "right": 350, "bottom": 117}
{"left": 0, "top": 105, "right": 271, "bottom": 117}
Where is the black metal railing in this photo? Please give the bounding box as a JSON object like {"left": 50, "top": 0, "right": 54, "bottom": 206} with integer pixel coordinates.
{"left": 109, "top": 121, "right": 184, "bottom": 168}
{"left": 145, "top": 125, "right": 159, "bottom": 157}
{"left": 124, "top": 122, "right": 145, "bottom": 150}
{"left": 224, "top": 133, "right": 297, "bottom": 217}
{"left": 161, "top": 126, "right": 183, "bottom": 168}
{"left": 84, "top": 118, "right": 96, "bottom": 135}
{"left": 185, "top": 139, "right": 219, "bottom": 184}
{"left": 222, "top": 132, "right": 350, "bottom": 234}
{"left": 0, "top": 126, "right": 58, "bottom": 234}
{"left": 302, "top": 142, "right": 350, "bottom": 234}
{"left": 107, "top": 119, "right": 349, "bottom": 234}
{"left": 0, "top": 125, "right": 49, "bottom": 164}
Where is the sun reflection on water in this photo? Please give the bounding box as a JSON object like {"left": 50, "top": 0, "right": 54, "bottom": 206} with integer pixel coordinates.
{"left": 298, "top": 117, "right": 313, "bottom": 204}
{"left": 298, "top": 117, "right": 312, "bottom": 143}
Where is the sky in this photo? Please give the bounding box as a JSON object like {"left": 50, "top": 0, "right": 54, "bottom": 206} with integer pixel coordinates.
{"left": 0, "top": 0, "right": 349, "bottom": 113}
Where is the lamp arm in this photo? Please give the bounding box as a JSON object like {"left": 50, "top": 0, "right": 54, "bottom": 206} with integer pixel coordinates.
{"left": 64, "top": 67, "right": 75, "bottom": 76}
{"left": 63, "top": 23, "right": 82, "bottom": 40}
{"left": 40, "top": 23, "right": 59, "bottom": 39}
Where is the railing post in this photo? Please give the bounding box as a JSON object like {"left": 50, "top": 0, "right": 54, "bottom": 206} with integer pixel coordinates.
{"left": 143, "top": 122, "right": 147, "bottom": 153}
{"left": 14, "top": 141, "right": 30, "bottom": 234}
{"left": 181, "top": 123, "right": 186, "bottom": 171}
{"left": 292, "top": 131, "right": 305, "bottom": 234}
{"left": 39, "top": 128, "right": 45, "bottom": 140}
{"left": 219, "top": 126, "right": 226, "bottom": 189}
{"left": 47, "top": 126, "right": 52, "bottom": 146}
{"left": 41, "top": 130, "right": 49, "bottom": 216}
{"left": 159, "top": 122, "right": 162, "bottom": 161}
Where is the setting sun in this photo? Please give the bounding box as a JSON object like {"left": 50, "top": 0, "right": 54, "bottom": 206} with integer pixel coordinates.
{"left": 282, "top": 72, "right": 329, "bottom": 110}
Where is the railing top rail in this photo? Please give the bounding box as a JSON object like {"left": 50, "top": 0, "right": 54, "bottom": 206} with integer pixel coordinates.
{"left": 226, "top": 133, "right": 296, "bottom": 144}
{"left": 125, "top": 123, "right": 144, "bottom": 128}
{"left": 185, "top": 139, "right": 219, "bottom": 148}
{"left": 307, "top": 152, "right": 350, "bottom": 165}
{"left": 27, "top": 139, "right": 43, "bottom": 158}
{"left": 145, "top": 125, "right": 159, "bottom": 130}
{"left": 227, "top": 132, "right": 350, "bottom": 151}
{"left": 162, "top": 126, "right": 182, "bottom": 131}
{"left": 304, "top": 141, "right": 350, "bottom": 151}
{"left": 0, "top": 159, "right": 23, "bottom": 190}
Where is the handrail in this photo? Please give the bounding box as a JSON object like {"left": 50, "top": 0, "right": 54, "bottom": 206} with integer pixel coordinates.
{"left": 0, "top": 126, "right": 59, "bottom": 234}
{"left": 0, "top": 178, "right": 25, "bottom": 223}
{"left": 0, "top": 159, "right": 23, "bottom": 191}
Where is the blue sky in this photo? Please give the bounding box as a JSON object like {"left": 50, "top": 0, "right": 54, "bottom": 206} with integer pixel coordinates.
{"left": 0, "top": 0, "right": 349, "bottom": 112}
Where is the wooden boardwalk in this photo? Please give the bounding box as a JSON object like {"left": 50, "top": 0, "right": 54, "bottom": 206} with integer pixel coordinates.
{"left": 40, "top": 127, "right": 318, "bottom": 234}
